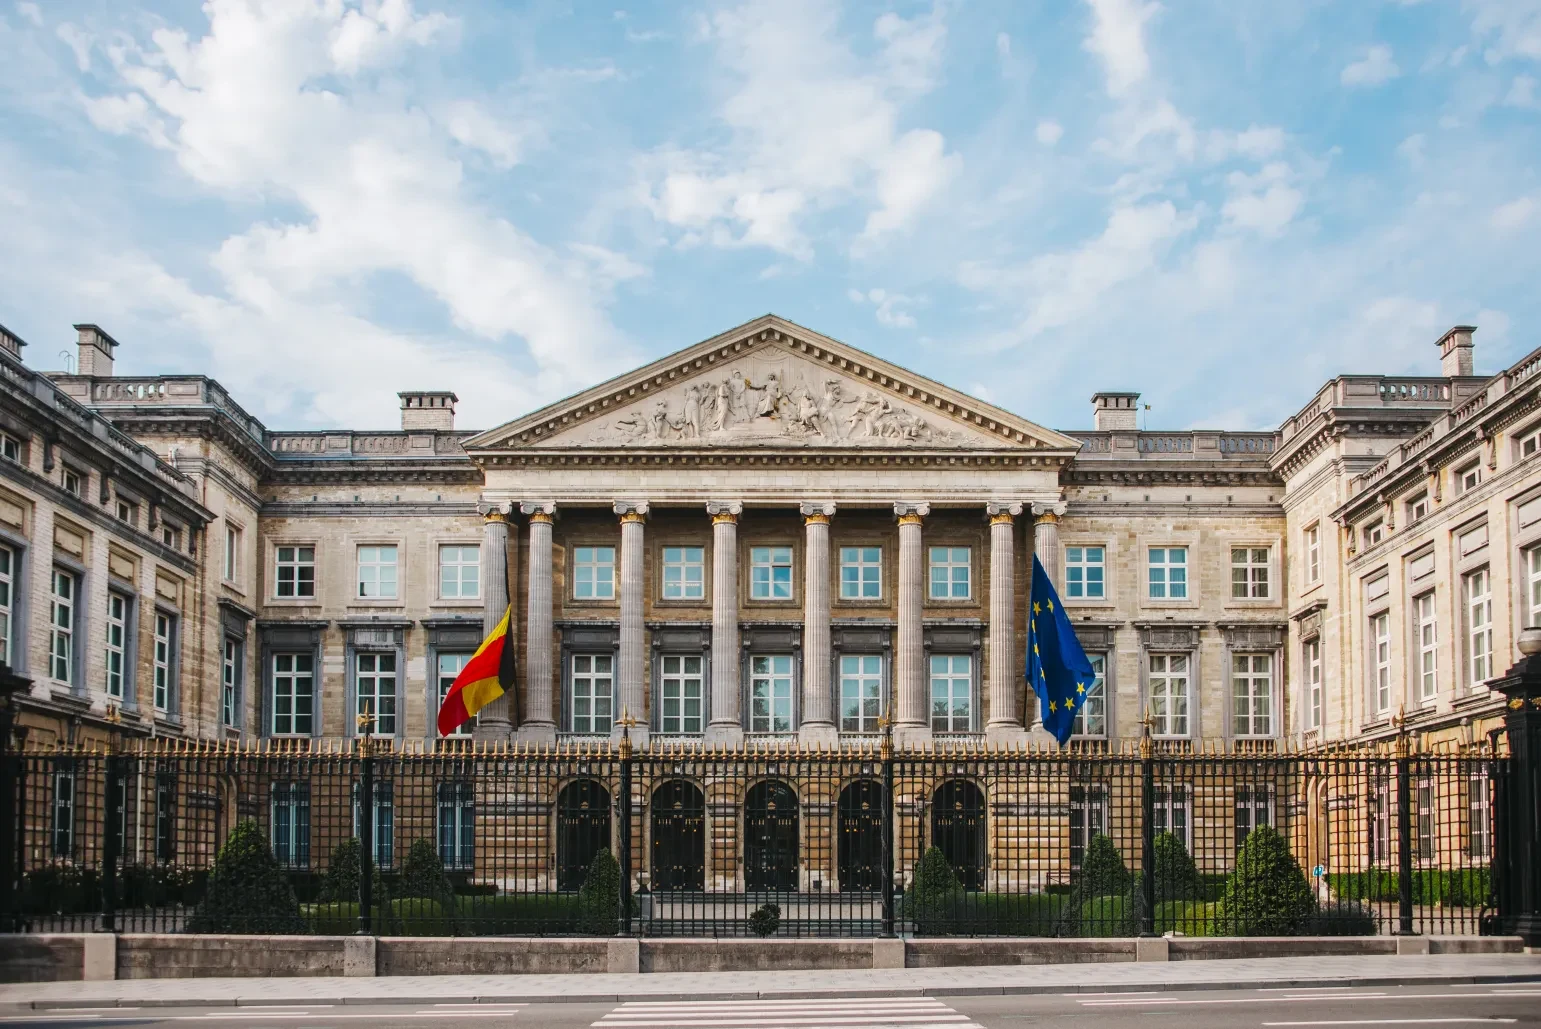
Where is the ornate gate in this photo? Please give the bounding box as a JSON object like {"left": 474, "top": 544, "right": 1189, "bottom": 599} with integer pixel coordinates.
{"left": 555, "top": 779, "right": 612, "bottom": 891}
{"left": 650, "top": 780, "right": 706, "bottom": 891}
{"left": 745, "top": 780, "right": 799, "bottom": 891}
{"left": 837, "top": 780, "right": 884, "bottom": 892}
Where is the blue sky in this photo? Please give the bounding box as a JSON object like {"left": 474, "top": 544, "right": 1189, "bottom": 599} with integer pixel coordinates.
{"left": 1, "top": 0, "right": 1538, "bottom": 434}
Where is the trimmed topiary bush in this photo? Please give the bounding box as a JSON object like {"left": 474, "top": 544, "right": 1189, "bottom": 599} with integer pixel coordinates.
{"left": 1056, "top": 835, "right": 1136, "bottom": 937}
{"left": 319, "top": 838, "right": 361, "bottom": 904}
{"left": 399, "top": 839, "right": 457, "bottom": 932}
{"left": 1154, "top": 832, "right": 1204, "bottom": 902}
{"left": 1218, "top": 824, "right": 1316, "bottom": 936}
{"left": 907, "top": 847, "right": 964, "bottom": 935}
{"left": 577, "top": 848, "right": 622, "bottom": 935}
{"left": 748, "top": 902, "right": 781, "bottom": 937}
{"left": 1303, "top": 901, "right": 1378, "bottom": 936}
{"left": 1077, "top": 834, "right": 1131, "bottom": 896}
{"left": 185, "top": 820, "right": 305, "bottom": 934}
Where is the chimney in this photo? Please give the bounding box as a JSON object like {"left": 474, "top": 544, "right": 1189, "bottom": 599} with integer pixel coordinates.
{"left": 0, "top": 322, "right": 26, "bottom": 361}
{"left": 399, "top": 391, "right": 457, "bottom": 431}
{"left": 1437, "top": 325, "right": 1476, "bottom": 377}
{"left": 1091, "top": 391, "right": 1140, "bottom": 431}
{"left": 74, "top": 324, "right": 120, "bottom": 377}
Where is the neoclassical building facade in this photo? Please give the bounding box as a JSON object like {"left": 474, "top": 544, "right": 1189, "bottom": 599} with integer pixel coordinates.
{"left": 0, "top": 315, "right": 1529, "bottom": 754}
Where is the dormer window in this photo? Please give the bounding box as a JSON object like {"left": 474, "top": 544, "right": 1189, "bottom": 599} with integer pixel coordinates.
{"left": 1407, "top": 493, "right": 1430, "bottom": 523}
{"left": 1363, "top": 520, "right": 1384, "bottom": 548}
{"left": 1457, "top": 464, "right": 1482, "bottom": 495}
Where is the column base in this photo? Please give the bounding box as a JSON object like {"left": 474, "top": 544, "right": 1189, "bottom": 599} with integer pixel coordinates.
{"left": 472, "top": 718, "right": 514, "bottom": 744}
{"left": 706, "top": 723, "right": 745, "bottom": 747}
{"left": 613, "top": 724, "right": 650, "bottom": 750}
{"left": 514, "top": 722, "right": 557, "bottom": 746}
{"left": 798, "top": 723, "right": 839, "bottom": 748}
{"left": 984, "top": 723, "right": 1031, "bottom": 746}
{"left": 892, "top": 723, "right": 932, "bottom": 750}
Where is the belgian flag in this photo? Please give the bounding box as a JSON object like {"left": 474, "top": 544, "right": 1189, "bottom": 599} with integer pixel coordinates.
{"left": 436, "top": 606, "right": 516, "bottom": 736}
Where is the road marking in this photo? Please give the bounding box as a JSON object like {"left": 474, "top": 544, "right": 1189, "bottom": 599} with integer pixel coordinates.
{"left": 1261, "top": 1020, "right": 1517, "bottom": 1026}
{"left": 1078, "top": 991, "right": 1541, "bottom": 1008}
{"left": 595, "top": 997, "right": 980, "bottom": 1029}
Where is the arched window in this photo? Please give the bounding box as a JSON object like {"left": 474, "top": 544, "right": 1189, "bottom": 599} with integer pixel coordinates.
{"left": 650, "top": 780, "right": 706, "bottom": 891}
{"left": 837, "top": 780, "right": 884, "bottom": 892}
{"left": 555, "top": 779, "right": 612, "bottom": 891}
{"left": 931, "top": 780, "right": 986, "bottom": 891}
{"left": 745, "top": 780, "right": 799, "bottom": 891}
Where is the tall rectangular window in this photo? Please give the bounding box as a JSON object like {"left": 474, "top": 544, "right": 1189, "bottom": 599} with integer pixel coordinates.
{"left": 1064, "top": 546, "right": 1105, "bottom": 599}
{"left": 53, "top": 763, "right": 75, "bottom": 858}
{"left": 1369, "top": 782, "right": 1391, "bottom": 865}
{"left": 839, "top": 654, "right": 883, "bottom": 732}
{"left": 1416, "top": 779, "right": 1435, "bottom": 861}
{"left": 1069, "top": 785, "right": 1108, "bottom": 870}
{"left": 1416, "top": 592, "right": 1438, "bottom": 703}
{"left": 658, "top": 654, "right": 703, "bottom": 734}
{"left": 1232, "top": 653, "right": 1273, "bottom": 737}
{"left": 573, "top": 546, "right": 615, "bottom": 600}
{"left": 1529, "top": 547, "right": 1541, "bottom": 629}
{"left": 1147, "top": 547, "right": 1188, "bottom": 599}
{"left": 1372, "top": 612, "right": 1392, "bottom": 714}
{"left": 1468, "top": 774, "right": 1491, "bottom": 860}
{"left": 839, "top": 547, "right": 882, "bottom": 600}
{"left": 356, "top": 652, "right": 397, "bottom": 736}
{"left": 438, "top": 544, "right": 480, "bottom": 599}
{"left": 275, "top": 546, "right": 315, "bottom": 598}
{"left": 272, "top": 653, "right": 314, "bottom": 736}
{"left": 353, "top": 782, "right": 394, "bottom": 869}
{"left": 1465, "top": 568, "right": 1492, "bottom": 686}
{"left": 224, "top": 525, "right": 240, "bottom": 581}
{"left": 749, "top": 654, "right": 794, "bottom": 732}
{"left": 750, "top": 546, "right": 793, "bottom": 600}
{"left": 105, "top": 593, "right": 127, "bottom": 699}
{"left": 1305, "top": 525, "right": 1321, "bottom": 584}
{"left": 1152, "top": 785, "right": 1191, "bottom": 851}
{"left": 929, "top": 653, "right": 972, "bottom": 733}
{"left": 155, "top": 772, "right": 176, "bottom": 862}
{"left": 928, "top": 546, "right": 971, "bottom": 599}
{"left": 0, "top": 543, "right": 12, "bottom": 667}
{"left": 50, "top": 569, "right": 75, "bottom": 684}
{"left": 1231, "top": 547, "right": 1270, "bottom": 599}
{"left": 1235, "top": 786, "right": 1274, "bottom": 850}
{"left": 1305, "top": 638, "right": 1323, "bottom": 729}
{"left": 356, "top": 545, "right": 398, "bottom": 599}
{"left": 271, "top": 782, "right": 310, "bottom": 868}
{"left": 221, "top": 638, "right": 240, "bottom": 727}
{"left": 661, "top": 546, "right": 705, "bottom": 600}
{"left": 1071, "top": 653, "right": 1107, "bottom": 736}
{"left": 437, "top": 652, "right": 472, "bottom": 736}
{"left": 570, "top": 653, "right": 614, "bottom": 734}
{"left": 1148, "top": 653, "right": 1189, "bottom": 736}
{"left": 436, "top": 781, "right": 475, "bottom": 870}
{"left": 153, "top": 612, "right": 175, "bottom": 711}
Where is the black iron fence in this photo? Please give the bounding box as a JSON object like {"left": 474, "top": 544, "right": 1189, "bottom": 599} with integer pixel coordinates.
{"left": 0, "top": 732, "right": 1513, "bottom": 940}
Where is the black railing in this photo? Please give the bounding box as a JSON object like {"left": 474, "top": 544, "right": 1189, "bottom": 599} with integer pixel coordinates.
{"left": 0, "top": 734, "right": 1511, "bottom": 939}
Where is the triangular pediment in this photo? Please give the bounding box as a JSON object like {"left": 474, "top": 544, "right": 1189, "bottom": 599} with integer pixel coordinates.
{"left": 462, "top": 315, "right": 1081, "bottom": 453}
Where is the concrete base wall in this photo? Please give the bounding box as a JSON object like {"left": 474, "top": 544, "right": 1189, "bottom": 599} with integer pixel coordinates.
{"left": 116, "top": 935, "right": 347, "bottom": 979}
{"left": 379, "top": 938, "right": 614, "bottom": 977}
{"left": 640, "top": 939, "right": 875, "bottom": 973}
{"left": 0, "top": 935, "right": 86, "bottom": 983}
{"left": 906, "top": 939, "right": 1135, "bottom": 967}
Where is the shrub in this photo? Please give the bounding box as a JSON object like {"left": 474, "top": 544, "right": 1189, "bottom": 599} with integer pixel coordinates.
{"left": 1154, "top": 832, "right": 1204, "bottom": 902}
{"left": 20, "top": 864, "right": 101, "bottom": 915}
{"left": 319, "top": 838, "right": 361, "bottom": 904}
{"left": 748, "top": 902, "right": 781, "bottom": 937}
{"left": 577, "top": 849, "right": 622, "bottom": 935}
{"left": 390, "top": 898, "right": 453, "bottom": 936}
{"left": 454, "top": 893, "right": 586, "bottom": 935}
{"left": 401, "top": 840, "right": 456, "bottom": 910}
{"left": 1056, "top": 835, "right": 1135, "bottom": 937}
{"left": 1303, "top": 901, "right": 1378, "bottom": 937}
{"left": 1217, "top": 824, "right": 1316, "bottom": 936}
{"left": 906, "top": 847, "right": 964, "bottom": 935}
{"left": 1077, "top": 834, "right": 1131, "bottom": 897}
{"left": 185, "top": 820, "right": 306, "bottom": 934}
{"left": 1155, "top": 899, "right": 1219, "bottom": 937}
{"left": 1073, "top": 895, "right": 1133, "bottom": 937}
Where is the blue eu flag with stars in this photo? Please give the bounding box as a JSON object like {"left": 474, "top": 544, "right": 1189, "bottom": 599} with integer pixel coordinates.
{"left": 1027, "top": 555, "right": 1098, "bottom": 746}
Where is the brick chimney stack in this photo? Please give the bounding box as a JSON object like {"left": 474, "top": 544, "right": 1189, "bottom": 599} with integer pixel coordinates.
{"left": 74, "top": 324, "right": 119, "bottom": 377}
{"left": 399, "top": 391, "right": 458, "bottom": 431}
{"left": 1091, "top": 391, "right": 1140, "bottom": 431}
{"left": 1437, "top": 325, "right": 1476, "bottom": 377}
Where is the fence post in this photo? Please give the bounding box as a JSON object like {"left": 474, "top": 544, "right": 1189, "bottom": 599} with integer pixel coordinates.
{"left": 357, "top": 726, "right": 374, "bottom": 936}
{"left": 101, "top": 753, "right": 123, "bottom": 934}
{"left": 1489, "top": 628, "right": 1541, "bottom": 946}
{"left": 1395, "top": 731, "right": 1415, "bottom": 935}
{"left": 1139, "top": 726, "right": 1156, "bottom": 937}
{"left": 0, "top": 662, "right": 29, "bottom": 933}
{"left": 618, "top": 717, "right": 634, "bottom": 937}
{"left": 881, "top": 724, "right": 895, "bottom": 937}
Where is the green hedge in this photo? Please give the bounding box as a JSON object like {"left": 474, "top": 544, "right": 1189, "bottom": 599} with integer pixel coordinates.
{"left": 899, "top": 891, "right": 1065, "bottom": 936}
{"left": 1326, "top": 869, "right": 1490, "bottom": 907}
{"left": 186, "top": 821, "right": 306, "bottom": 934}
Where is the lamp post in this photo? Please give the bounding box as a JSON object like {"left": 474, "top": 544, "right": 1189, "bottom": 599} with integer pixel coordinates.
{"left": 1488, "top": 626, "right": 1541, "bottom": 945}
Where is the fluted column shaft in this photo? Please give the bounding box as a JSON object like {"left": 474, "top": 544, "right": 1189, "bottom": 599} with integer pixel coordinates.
{"left": 520, "top": 503, "right": 556, "bottom": 735}
{"left": 986, "top": 502, "right": 1023, "bottom": 730}
{"left": 1031, "top": 502, "right": 1067, "bottom": 589}
{"left": 474, "top": 505, "right": 515, "bottom": 739}
{"left": 708, "top": 501, "right": 743, "bottom": 741}
{"left": 615, "top": 502, "right": 649, "bottom": 726}
{"left": 800, "top": 502, "right": 837, "bottom": 737}
{"left": 894, "top": 502, "right": 930, "bottom": 732}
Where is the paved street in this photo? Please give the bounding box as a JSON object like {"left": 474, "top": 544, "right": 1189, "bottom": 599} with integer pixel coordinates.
{"left": 1, "top": 983, "right": 1540, "bottom": 1028}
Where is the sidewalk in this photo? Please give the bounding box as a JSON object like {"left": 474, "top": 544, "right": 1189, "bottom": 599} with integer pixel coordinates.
{"left": 2, "top": 952, "right": 1539, "bottom": 1010}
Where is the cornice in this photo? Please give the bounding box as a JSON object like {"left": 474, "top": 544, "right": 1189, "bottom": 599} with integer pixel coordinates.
{"left": 1064, "top": 502, "right": 1284, "bottom": 519}
{"left": 1, "top": 464, "right": 203, "bottom": 572}
{"left": 1271, "top": 410, "right": 1441, "bottom": 481}
{"left": 478, "top": 448, "right": 1076, "bottom": 471}
{"left": 261, "top": 502, "right": 479, "bottom": 518}
{"left": 1061, "top": 464, "right": 1281, "bottom": 487}
{"left": 264, "top": 462, "right": 481, "bottom": 486}
{"left": 101, "top": 411, "right": 274, "bottom": 477}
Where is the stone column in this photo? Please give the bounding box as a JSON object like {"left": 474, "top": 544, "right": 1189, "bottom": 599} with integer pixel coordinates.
{"left": 707, "top": 501, "right": 744, "bottom": 745}
{"left": 474, "top": 503, "right": 515, "bottom": 741}
{"left": 800, "top": 501, "right": 837, "bottom": 744}
{"left": 518, "top": 502, "right": 557, "bottom": 743}
{"left": 1031, "top": 502, "right": 1068, "bottom": 588}
{"left": 615, "top": 501, "right": 649, "bottom": 738}
{"left": 894, "top": 502, "right": 930, "bottom": 744}
{"left": 985, "top": 503, "right": 1027, "bottom": 742}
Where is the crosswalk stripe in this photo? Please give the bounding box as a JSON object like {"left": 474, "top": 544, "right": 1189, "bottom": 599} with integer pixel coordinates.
{"left": 594, "top": 997, "right": 981, "bottom": 1029}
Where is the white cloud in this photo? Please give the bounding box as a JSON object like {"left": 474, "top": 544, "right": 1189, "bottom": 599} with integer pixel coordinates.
{"left": 1233, "top": 125, "right": 1285, "bottom": 160}
{"left": 1342, "top": 44, "right": 1400, "bottom": 87}
{"left": 849, "top": 286, "right": 919, "bottom": 328}
{"left": 443, "top": 100, "right": 523, "bottom": 167}
{"left": 1082, "top": 0, "right": 1159, "bottom": 99}
{"left": 1397, "top": 133, "right": 1427, "bottom": 165}
{"left": 329, "top": 0, "right": 456, "bottom": 74}
{"left": 1507, "top": 74, "right": 1538, "bottom": 107}
{"left": 1492, "top": 196, "right": 1537, "bottom": 231}
{"left": 1470, "top": 0, "right": 1541, "bottom": 62}
{"left": 15, "top": 2, "right": 41, "bottom": 27}
{"left": 1035, "top": 119, "right": 1064, "bottom": 146}
{"left": 55, "top": 22, "right": 90, "bottom": 71}
{"left": 996, "top": 32, "right": 1010, "bottom": 59}
{"left": 1222, "top": 163, "right": 1303, "bottom": 237}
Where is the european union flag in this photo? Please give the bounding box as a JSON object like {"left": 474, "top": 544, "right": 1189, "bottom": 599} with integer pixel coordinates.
{"left": 1027, "top": 555, "right": 1098, "bottom": 746}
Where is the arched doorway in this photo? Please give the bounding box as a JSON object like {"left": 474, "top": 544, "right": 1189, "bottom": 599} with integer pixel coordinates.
{"left": 650, "top": 780, "right": 706, "bottom": 891}
{"left": 555, "top": 779, "right": 612, "bottom": 891}
{"left": 837, "top": 780, "right": 884, "bottom": 892}
{"left": 745, "top": 780, "right": 799, "bottom": 891}
{"left": 931, "top": 780, "right": 986, "bottom": 890}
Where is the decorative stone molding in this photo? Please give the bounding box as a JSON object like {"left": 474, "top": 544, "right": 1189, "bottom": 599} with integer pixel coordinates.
{"left": 476, "top": 501, "right": 511, "bottom": 522}
{"left": 520, "top": 500, "right": 557, "bottom": 522}
{"left": 799, "top": 500, "right": 837, "bottom": 522}
{"left": 613, "top": 500, "right": 650, "bottom": 522}
{"left": 1030, "top": 501, "right": 1068, "bottom": 521}
{"left": 893, "top": 501, "right": 930, "bottom": 523}
{"left": 706, "top": 499, "right": 743, "bottom": 523}
{"left": 1217, "top": 622, "right": 1288, "bottom": 650}
{"left": 985, "top": 500, "right": 1022, "bottom": 524}
{"left": 1133, "top": 622, "right": 1203, "bottom": 650}
{"left": 1070, "top": 622, "right": 1122, "bottom": 650}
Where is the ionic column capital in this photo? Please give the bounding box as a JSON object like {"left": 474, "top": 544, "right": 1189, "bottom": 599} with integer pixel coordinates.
{"left": 894, "top": 501, "right": 930, "bottom": 524}
{"left": 614, "top": 499, "right": 650, "bottom": 523}
{"left": 520, "top": 500, "right": 557, "bottom": 523}
{"left": 707, "top": 499, "right": 743, "bottom": 524}
{"left": 800, "top": 500, "right": 836, "bottom": 524}
{"left": 1030, "top": 501, "right": 1068, "bottom": 522}
{"left": 986, "top": 501, "right": 1023, "bottom": 524}
{"left": 477, "top": 501, "right": 512, "bottom": 522}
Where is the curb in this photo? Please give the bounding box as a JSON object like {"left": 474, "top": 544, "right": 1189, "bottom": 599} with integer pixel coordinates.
{"left": 11, "top": 970, "right": 1541, "bottom": 1010}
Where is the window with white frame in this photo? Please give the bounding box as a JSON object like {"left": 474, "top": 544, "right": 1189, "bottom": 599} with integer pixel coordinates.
{"left": 1065, "top": 546, "right": 1105, "bottom": 599}
{"left": 573, "top": 546, "right": 615, "bottom": 600}
{"left": 1069, "top": 785, "right": 1109, "bottom": 870}
{"left": 1457, "top": 464, "right": 1482, "bottom": 494}
{"left": 929, "top": 653, "right": 972, "bottom": 733}
{"left": 1147, "top": 547, "right": 1188, "bottom": 599}
{"left": 105, "top": 593, "right": 128, "bottom": 700}
{"left": 1305, "top": 638, "right": 1323, "bottom": 729}
{"left": 1235, "top": 786, "right": 1273, "bottom": 850}
{"left": 570, "top": 653, "right": 614, "bottom": 734}
{"left": 1364, "top": 520, "right": 1384, "bottom": 548}
{"left": 153, "top": 612, "right": 175, "bottom": 711}
{"left": 839, "top": 547, "right": 882, "bottom": 600}
{"left": 436, "top": 781, "right": 474, "bottom": 870}
{"left": 1407, "top": 493, "right": 1430, "bottom": 523}
{"left": 50, "top": 569, "right": 75, "bottom": 684}
{"left": 352, "top": 781, "right": 394, "bottom": 868}
{"left": 271, "top": 782, "right": 310, "bottom": 868}
{"left": 221, "top": 638, "right": 240, "bottom": 727}
{"left": 271, "top": 653, "right": 314, "bottom": 736}
{"left": 1415, "top": 591, "right": 1438, "bottom": 703}
{"left": 750, "top": 546, "right": 793, "bottom": 600}
{"left": 1152, "top": 784, "right": 1191, "bottom": 850}
{"left": 1071, "top": 653, "right": 1107, "bottom": 736}
{"left": 1231, "top": 547, "right": 1270, "bottom": 599}
{"left": 438, "top": 544, "right": 480, "bottom": 599}
{"left": 1464, "top": 567, "right": 1492, "bottom": 686}
{"left": 1148, "top": 653, "right": 1189, "bottom": 736}
{"left": 356, "top": 652, "right": 396, "bottom": 736}
{"left": 61, "top": 465, "right": 82, "bottom": 497}
{"left": 160, "top": 524, "right": 181, "bottom": 551}
{"left": 749, "top": 654, "right": 794, "bottom": 732}
{"left": 356, "top": 545, "right": 398, "bottom": 599}
{"left": 1518, "top": 422, "right": 1541, "bottom": 461}
{"left": 1305, "top": 524, "right": 1321, "bottom": 584}
{"left": 1529, "top": 546, "right": 1541, "bottom": 629}
{"left": 839, "top": 654, "right": 883, "bottom": 732}
{"left": 0, "top": 429, "right": 20, "bottom": 465}
{"left": 437, "top": 652, "right": 472, "bottom": 736}
{"left": 154, "top": 771, "right": 176, "bottom": 862}
{"left": 115, "top": 499, "right": 136, "bottom": 526}
{"left": 661, "top": 545, "right": 705, "bottom": 600}
{"left": 1416, "top": 778, "right": 1435, "bottom": 862}
{"left": 53, "top": 762, "right": 75, "bottom": 858}
{"left": 1372, "top": 612, "right": 1392, "bottom": 714}
{"left": 275, "top": 545, "right": 315, "bottom": 599}
{"left": 928, "top": 546, "right": 971, "bottom": 599}
{"left": 0, "top": 543, "right": 14, "bottom": 667}
{"left": 1368, "top": 781, "right": 1391, "bottom": 865}
{"left": 1232, "top": 653, "right": 1273, "bottom": 737}
{"left": 1468, "top": 773, "right": 1490, "bottom": 859}
{"left": 224, "top": 525, "right": 241, "bottom": 582}
{"left": 658, "top": 654, "right": 704, "bottom": 734}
